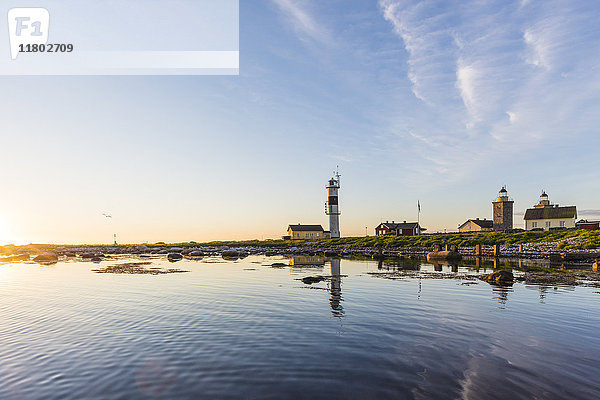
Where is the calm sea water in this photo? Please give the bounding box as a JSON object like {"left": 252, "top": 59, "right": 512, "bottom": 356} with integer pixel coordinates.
{"left": 1, "top": 256, "right": 599, "bottom": 399}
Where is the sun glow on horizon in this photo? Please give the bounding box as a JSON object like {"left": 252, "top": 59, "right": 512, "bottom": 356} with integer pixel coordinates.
{"left": 0, "top": 213, "right": 16, "bottom": 246}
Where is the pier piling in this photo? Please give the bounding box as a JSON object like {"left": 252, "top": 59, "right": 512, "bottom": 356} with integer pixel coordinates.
{"left": 493, "top": 244, "right": 501, "bottom": 257}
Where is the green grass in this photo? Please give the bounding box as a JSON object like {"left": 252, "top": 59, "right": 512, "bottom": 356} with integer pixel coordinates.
{"left": 5, "top": 230, "right": 598, "bottom": 251}
{"left": 189, "top": 230, "right": 600, "bottom": 250}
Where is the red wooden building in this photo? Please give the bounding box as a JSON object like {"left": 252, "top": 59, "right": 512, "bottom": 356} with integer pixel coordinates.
{"left": 576, "top": 220, "right": 600, "bottom": 230}
{"left": 375, "top": 221, "right": 424, "bottom": 237}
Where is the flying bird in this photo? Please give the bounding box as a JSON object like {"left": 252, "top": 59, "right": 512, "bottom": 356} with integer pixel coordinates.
{"left": 102, "top": 213, "right": 112, "bottom": 218}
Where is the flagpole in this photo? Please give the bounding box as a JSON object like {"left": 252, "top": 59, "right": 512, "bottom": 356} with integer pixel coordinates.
{"left": 417, "top": 200, "right": 421, "bottom": 234}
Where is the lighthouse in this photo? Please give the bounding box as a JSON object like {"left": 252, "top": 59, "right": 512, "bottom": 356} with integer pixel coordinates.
{"left": 325, "top": 169, "right": 341, "bottom": 238}
{"left": 492, "top": 186, "right": 514, "bottom": 232}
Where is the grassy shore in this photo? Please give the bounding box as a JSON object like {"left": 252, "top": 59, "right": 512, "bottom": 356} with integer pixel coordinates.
{"left": 2, "top": 230, "right": 599, "bottom": 252}
{"left": 189, "top": 230, "right": 600, "bottom": 251}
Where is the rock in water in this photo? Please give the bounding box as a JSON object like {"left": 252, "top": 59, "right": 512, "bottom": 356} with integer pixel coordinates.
{"left": 167, "top": 253, "right": 183, "bottom": 262}
{"left": 426, "top": 250, "right": 462, "bottom": 261}
{"left": 34, "top": 253, "right": 58, "bottom": 263}
{"left": 222, "top": 250, "right": 239, "bottom": 257}
{"left": 270, "top": 262, "right": 288, "bottom": 268}
{"left": 482, "top": 270, "right": 514, "bottom": 285}
{"left": 301, "top": 276, "right": 326, "bottom": 284}
{"left": 189, "top": 250, "right": 204, "bottom": 257}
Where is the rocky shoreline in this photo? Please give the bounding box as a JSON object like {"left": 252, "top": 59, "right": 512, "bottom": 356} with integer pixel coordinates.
{"left": 1, "top": 242, "right": 599, "bottom": 286}
{"left": 1, "top": 242, "right": 599, "bottom": 264}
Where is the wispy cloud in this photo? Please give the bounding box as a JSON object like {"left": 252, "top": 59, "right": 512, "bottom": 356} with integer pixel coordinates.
{"left": 377, "top": 0, "right": 600, "bottom": 184}
{"left": 523, "top": 28, "right": 551, "bottom": 70}
{"left": 271, "top": 0, "right": 331, "bottom": 44}
{"left": 455, "top": 60, "right": 480, "bottom": 127}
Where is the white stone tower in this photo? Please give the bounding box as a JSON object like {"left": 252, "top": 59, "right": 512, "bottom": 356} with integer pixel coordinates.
{"left": 325, "top": 169, "right": 341, "bottom": 238}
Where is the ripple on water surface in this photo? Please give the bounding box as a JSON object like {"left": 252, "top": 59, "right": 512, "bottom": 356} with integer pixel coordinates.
{"left": 0, "top": 256, "right": 599, "bottom": 399}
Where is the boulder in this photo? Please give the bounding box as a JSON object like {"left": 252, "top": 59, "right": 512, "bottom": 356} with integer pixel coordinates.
{"left": 34, "top": 253, "right": 58, "bottom": 263}
{"left": 482, "top": 270, "right": 514, "bottom": 285}
{"left": 271, "top": 262, "right": 287, "bottom": 268}
{"left": 301, "top": 275, "right": 326, "bottom": 284}
{"left": 189, "top": 250, "right": 204, "bottom": 257}
{"left": 167, "top": 253, "right": 183, "bottom": 261}
{"left": 426, "top": 250, "right": 462, "bottom": 261}
{"left": 222, "top": 250, "right": 239, "bottom": 257}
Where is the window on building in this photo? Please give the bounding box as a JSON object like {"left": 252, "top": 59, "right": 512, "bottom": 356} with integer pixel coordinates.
{"left": 560, "top": 221, "right": 565, "bottom": 227}
{"left": 545, "top": 221, "right": 551, "bottom": 229}
{"left": 532, "top": 222, "right": 537, "bottom": 228}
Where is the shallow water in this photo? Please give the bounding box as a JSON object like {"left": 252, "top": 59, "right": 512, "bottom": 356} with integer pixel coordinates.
{"left": 1, "top": 256, "right": 599, "bottom": 399}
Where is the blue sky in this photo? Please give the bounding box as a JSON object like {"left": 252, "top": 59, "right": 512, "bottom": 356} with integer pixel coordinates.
{"left": 1, "top": 0, "right": 599, "bottom": 244}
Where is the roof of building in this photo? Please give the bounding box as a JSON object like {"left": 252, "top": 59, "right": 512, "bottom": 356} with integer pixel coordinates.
{"left": 524, "top": 206, "right": 577, "bottom": 220}
{"left": 377, "top": 221, "right": 421, "bottom": 230}
{"left": 458, "top": 219, "right": 493, "bottom": 229}
{"left": 288, "top": 224, "right": 325, "bottom": 232}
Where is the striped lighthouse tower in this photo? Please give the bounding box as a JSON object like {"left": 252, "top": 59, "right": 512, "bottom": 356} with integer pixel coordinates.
{"left": 325, "top": 169, "right": 341, "bottom": 238}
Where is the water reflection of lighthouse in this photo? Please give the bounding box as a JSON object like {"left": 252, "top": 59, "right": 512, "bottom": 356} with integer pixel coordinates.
{"left": 329, "top": 259, "right": 344, "bottom": 317}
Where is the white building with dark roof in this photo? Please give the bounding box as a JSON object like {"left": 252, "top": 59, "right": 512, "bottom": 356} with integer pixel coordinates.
{"left": 524, "top": 192, "right": 577, "bottom": 231}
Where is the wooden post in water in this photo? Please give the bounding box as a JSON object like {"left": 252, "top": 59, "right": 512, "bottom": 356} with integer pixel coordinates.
{"left": 518, "top": 244, "right": 523, "bottom": 254}
{"left": 493, "top": 244, "right": 501, "bottom": 257}
{"left": 475, "top": 244, "right": 482, "bottom": 256}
